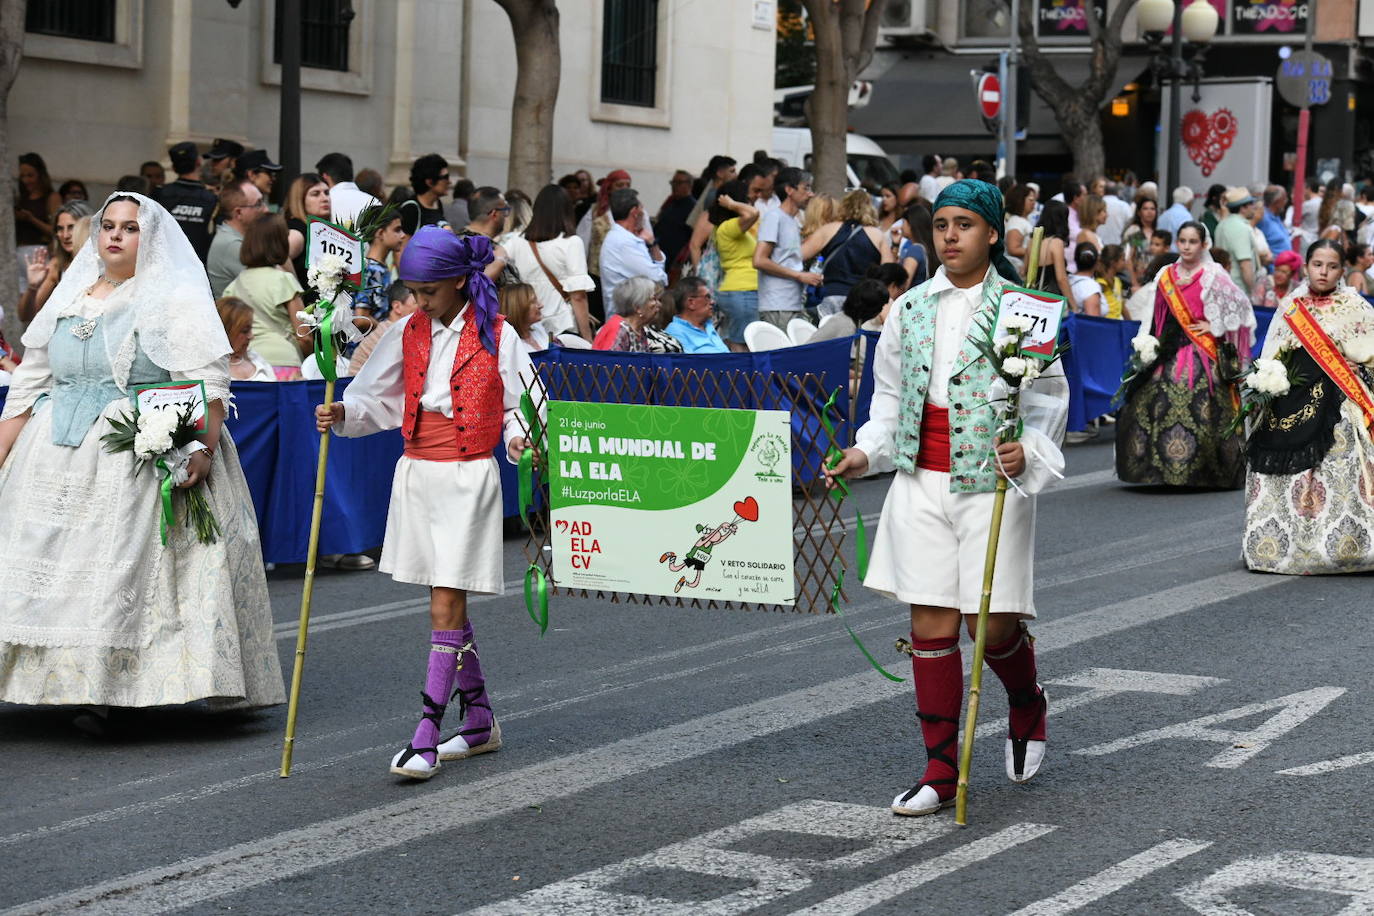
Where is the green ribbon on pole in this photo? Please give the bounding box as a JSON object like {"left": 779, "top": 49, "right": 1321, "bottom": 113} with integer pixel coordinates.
{"left": 517, "top": 391, "right": 541, "bottom": 528}
{"left": 830, "top": 565, "right": 904, "bottom": 682}
{"left": 523, "top": 562, "right": 548, "bottom": 636}
{"left": 155, "top": 458, "right": 176, "bottom": 545}
{"left": 819, "top": 387, "right": 892, "bottom": 677}
{"left": 314, "top": 298, "right": 338, "bottom": 382}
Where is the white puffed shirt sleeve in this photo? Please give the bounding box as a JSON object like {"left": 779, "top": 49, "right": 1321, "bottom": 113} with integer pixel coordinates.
{"left": 172, "top": 356, "right": 232, "bottom": 411}
{"left": 1012, "top": 357, "right": 1069, "bottom": 495}
{"left": 336, "top": 314, "right": 408, "bottom": 437}
{"left": 853, "top": 313, "right": 902, "bottom": 471}
{"left": 0, "top": 344, "right": 53, "bottom": 419}
{"left": 499, "top": 324, "right": 539, "bottom": 444}
{"left": 557, "top": 235, "right": 596, "bottom": 293}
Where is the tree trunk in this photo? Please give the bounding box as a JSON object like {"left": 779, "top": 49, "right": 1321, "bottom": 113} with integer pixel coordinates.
{"left": 803, "top": 1, "right": 848, "bottom": 195}
{"left": 1017, "top": 0, "right": 1138, "bottom": 183}
{"left": 495, "top": 0, "right": 560, "bottom": 194}
{"left": 801, "top": 0, "right": 888, "bottom": 196}
{"left": 0, "top": 0, "right": 24, "bottom": 356}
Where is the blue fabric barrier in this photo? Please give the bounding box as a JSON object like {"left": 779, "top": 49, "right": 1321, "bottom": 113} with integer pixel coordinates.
{"left": 1061, "top": 314, "right": 1140, "bottom": 432}
{"left": 854, "top": 330, "right": 881, "bottom": 432}
{"left": 226, "top": 380, "right": 404, "bottom": 564}
{"left": 1253, "top": 306, "right": 1274, "bottom": 356}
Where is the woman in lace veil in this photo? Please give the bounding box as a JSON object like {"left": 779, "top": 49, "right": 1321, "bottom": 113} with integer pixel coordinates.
{"left": 1244, "top": 239, "right": 1374, "bottom": 574}
{"left": 0, "top": 192, "right": 284, "bottom": 725}
{"left": 1116, "top": 220, "right": 1256, "bottom": 488}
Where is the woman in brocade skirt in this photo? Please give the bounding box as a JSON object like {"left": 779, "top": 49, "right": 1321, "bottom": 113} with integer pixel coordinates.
{"left": 1244, "top": 240, "right": 1374, "bottom": 574}
{"left": 1116, "top": 221, "right": 1255, "bottom": 488}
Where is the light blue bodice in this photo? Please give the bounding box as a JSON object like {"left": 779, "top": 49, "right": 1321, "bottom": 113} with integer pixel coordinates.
{"left": 44, "top": 317, "right": 170, "bottom": 446}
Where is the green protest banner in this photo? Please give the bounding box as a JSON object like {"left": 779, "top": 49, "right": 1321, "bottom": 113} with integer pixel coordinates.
{"left": 549, "top": 401, "right": 794, "bottom": 604}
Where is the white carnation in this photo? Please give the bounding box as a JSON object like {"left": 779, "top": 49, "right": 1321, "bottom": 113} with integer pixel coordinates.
{"left": 1131, "top": 332, "right": 1159, "bottom": 367}
{"left": 1002, "top": 314, "right": 1034, "bottom": 333}
{"left": 133, "top": 409, "right": 181, "bottom": 459}
{"left": 994, "top": 335, "right": 1018, "bottom": 353}
{"left": 1002, "top": 356, "right": 1028, "bottom": 378}
{"left": 1022, "top": 364, "right": 1041, "bottom": 382}
{"left": 1246, "top": 358, "right": 1291, "bottom": 396}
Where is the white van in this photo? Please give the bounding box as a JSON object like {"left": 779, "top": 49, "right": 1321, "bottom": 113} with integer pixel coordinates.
{"left": 770, "top": 127, "right": 900, "bottom": 191}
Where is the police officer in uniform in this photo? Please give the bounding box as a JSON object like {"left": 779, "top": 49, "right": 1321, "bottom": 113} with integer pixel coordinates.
{"left": 159, "top": 142, "right": 218, "bottom": 263}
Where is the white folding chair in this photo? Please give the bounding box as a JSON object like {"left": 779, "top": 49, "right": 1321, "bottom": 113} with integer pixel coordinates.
{"left": 817, "top": 312, "right": 844, "bottom": 331}
{"left": 744, "top": 321, "right": 793, "bottom": 352}
{"left": 787, "top": 317, "right": 817, "bottom": 346}
{"left": 557, "top": 333, "right": 592, "bottom": 349}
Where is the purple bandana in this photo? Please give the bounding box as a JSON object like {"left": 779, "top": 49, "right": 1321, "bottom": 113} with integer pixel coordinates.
{"left": 398, "top": 226, "right": 500, "bottom": 354}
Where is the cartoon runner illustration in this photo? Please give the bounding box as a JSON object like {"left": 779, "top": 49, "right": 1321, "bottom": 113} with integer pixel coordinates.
{"left": 659, "top": 496, "right": 758, "bottom": 593}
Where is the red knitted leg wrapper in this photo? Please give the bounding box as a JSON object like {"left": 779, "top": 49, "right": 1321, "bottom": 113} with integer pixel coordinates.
{"left": 984, "top": 625, "right": 1045, "bottom": 742}
{"left": 909, "top": 634, "right": 963, "bottom": 800}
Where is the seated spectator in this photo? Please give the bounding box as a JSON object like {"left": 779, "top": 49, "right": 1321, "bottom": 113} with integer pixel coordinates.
{"left": 811, "top": 278, "right": 887, "bottom": 344}
{"left": 665, "top": 275, "right": 729, "bottom": 354}
{"left": 222, "top": 214, "right": 308, "bottom": 378}
{"left": 866, "top": 263, "right": 908, "bottom": 304}
{"left": 1069, "top": 243, "right": 1103, "bottom": 316}
{"left": 58, "top": 179, "right": 88, "bottom": 204}
{"left": 217, "top": 296, "right": 276, "bottom": 381}
{"left": 499, "top": 282, "right": 551, "bottom": 354}
{"left": 1094, "top": 244, "right": 1127, "bottom": 319}
{"left": 349, "top": 281, "right": 417, "bottom": 375}
{"left": 607, "top": 276, "right": 663, "bottom": 353}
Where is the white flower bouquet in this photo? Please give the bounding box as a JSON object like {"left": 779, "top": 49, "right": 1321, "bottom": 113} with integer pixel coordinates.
{"left": 970, "top": 314, "right": 1066, "bottom": 446}
{"left": 103, "top": 404, "right": 220, "bottom": 544}
{"left": 306, "top": 252, "right": 348, "bottom": 303}
{"left": 1112, "top": 332, "right": 1161, "bottom": 406}
{"left": 1225, "top": 349, "right": 1306, "bottom": 437}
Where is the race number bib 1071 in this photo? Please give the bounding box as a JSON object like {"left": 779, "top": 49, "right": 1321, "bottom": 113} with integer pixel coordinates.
{"left": 993, "top": 286, "right": 1066, "bottom": 360}
{"left": 306, "top": 217, "right": 364, "bottom": 290}
{"left": 133, "top": 380, "right": 208, "bottom": 433}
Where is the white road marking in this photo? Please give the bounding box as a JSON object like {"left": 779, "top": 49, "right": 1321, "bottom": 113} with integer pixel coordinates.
{"left": 1010, "top": 839, "right": 1214, "bottom": 915}
{"left": 466, "top": 801, "right": 957, "bottom": 916}
{"left": 1073, "top": 687, "right": 1346, "bottom": 768}
{"left": 974, "top": 668, "right": 1226, "bottom": 740}
{"left": 1176, "top": 852, "right": 1374, "bottom": 914}
{"left": 1277, "top": 749, "right": 1374, "bottom": 777}
{"left": 4, "top": 570, "right": 1280, "bottom": 915}
{"left": 786, "top": 823, "right": 1058, "bottom": 915}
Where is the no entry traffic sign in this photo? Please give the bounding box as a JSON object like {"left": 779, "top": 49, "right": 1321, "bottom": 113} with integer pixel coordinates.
{"left": 977, "top": 73, "right": 1002, "bottom": 120}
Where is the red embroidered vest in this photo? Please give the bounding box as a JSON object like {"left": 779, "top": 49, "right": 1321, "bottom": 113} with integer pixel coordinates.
{"left": 401, "top": 312, "right": 506, "bottom": 458}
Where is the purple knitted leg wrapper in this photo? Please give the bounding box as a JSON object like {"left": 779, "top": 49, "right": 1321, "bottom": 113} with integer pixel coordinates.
{"left": 453, "top": 621, "right": 494, "bottom": 744}
{"left": 410, "top": 629, "right": 464, "bottom": 765}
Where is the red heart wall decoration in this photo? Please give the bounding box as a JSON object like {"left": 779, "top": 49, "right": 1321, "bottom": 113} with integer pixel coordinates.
{"left": 1180, "top": 107, "right": 1237, "bottom": 178}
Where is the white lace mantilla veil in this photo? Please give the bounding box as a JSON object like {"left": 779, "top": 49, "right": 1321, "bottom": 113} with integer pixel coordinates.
{"left": 22, "top": 191, "right": 231, "bottom": 392}
{"left": 1177, "top": 221, "right": 1257, "bottom": 340}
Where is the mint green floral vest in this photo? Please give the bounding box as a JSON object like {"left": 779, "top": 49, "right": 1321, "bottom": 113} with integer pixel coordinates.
{"left": 891, "top": 271, "right": 1009, "bottom": 493}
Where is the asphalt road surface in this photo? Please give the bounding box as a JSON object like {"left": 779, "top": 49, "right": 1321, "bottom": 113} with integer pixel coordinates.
{"left": 4, "top": 435, "right": 1373, "bottom": 914}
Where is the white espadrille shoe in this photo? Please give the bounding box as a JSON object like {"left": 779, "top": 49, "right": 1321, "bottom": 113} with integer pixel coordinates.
{"left": 1006, "top": 686, "right": 1048, "bottom": 784}
{"left": 390, "top": 744, "right": 440, "bottom": 780}
{"left": 891, "top": 781, "right": 956, "bottom": 816}
{"left": 437, "top": 718, "right": 503, "bottom": 761}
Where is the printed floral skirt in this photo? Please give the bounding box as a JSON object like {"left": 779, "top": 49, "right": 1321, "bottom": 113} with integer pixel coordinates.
{"left": 1116, "top": 373, "right": 1245, "bottom": 489}
{"left": 1244, "top": 412, "right": 1374, "bottom": 575}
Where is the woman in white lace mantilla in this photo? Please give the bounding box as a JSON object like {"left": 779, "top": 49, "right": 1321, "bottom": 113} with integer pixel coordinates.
{"left": 0, "top": 192, "right": 284, "bottom": 712}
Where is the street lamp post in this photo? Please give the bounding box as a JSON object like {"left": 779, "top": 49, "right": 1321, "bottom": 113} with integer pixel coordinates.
{"left": 1139, "top": 0, "right": 1219, "bottom": 206}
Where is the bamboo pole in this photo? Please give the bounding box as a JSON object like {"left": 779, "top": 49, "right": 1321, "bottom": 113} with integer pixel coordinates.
{"left": 280, "top": 377, "right": 336, "bottom": 777}
{"left": 954, "top": 226, "right": 1044, "bottom": 824}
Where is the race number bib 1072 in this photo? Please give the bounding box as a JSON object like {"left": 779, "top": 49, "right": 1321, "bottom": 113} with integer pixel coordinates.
{"left": 133, "top": 380, "right": 208, "bottom": 433}
{"left": 306, "top": 217, "right": 364, "bottom": 290}
{"left": 993, "top": 286, "right": 1066, "bottom": 360}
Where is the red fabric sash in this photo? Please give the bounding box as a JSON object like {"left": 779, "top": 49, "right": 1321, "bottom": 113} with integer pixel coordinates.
{"left": 1285, "top": 298, "right": 1374, "bottom": 435}
{"left": 916, "top": 404, "right": 951, "bottom": 472}
{"left": 405, "top": 410, "right": 487, "bottom": 462}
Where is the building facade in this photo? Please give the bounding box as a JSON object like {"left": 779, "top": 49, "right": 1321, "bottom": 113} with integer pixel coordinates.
{"left": 10, "top": 0, "right": 776, "bottom": 199}
{"left": 852, "top": 0, "right": 1371, "bottom": 186}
